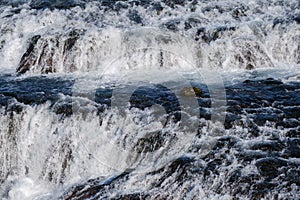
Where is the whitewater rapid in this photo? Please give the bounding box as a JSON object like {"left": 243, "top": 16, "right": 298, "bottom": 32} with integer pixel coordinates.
{"left": 0, "top": 0, "right": 299, "bottom": 199}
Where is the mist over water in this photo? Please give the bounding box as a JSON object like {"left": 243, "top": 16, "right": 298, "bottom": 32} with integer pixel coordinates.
{"left": 0, "top": 0, "right": 299, "bottom": 199}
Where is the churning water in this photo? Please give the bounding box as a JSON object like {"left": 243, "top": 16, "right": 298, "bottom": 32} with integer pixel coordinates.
{"left": 0, "top": 0, "right": 299, "bottom": 199}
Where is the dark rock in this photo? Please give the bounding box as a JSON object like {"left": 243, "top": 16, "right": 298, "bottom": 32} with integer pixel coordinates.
{"left": 285, "top": 169, "right": 300, "bottom": 185}
{"left": 250, "top": 141, "right": 285, "bottom": 152}
{"left": 63, "top": 170, "right": 132, "bottom": 200}
{"left": 163, "top": 0, "right": 185, "bottom": 8}
{"left": 282, "top": 107, "right": 300, "bottom": 119}
{"left": 246, "top": 63, "right": 254, "bottom": 70}
{"left": 205, "top": 26, "right": 236, "bottom": 43}
{"left": 294, "top": 13, "right": 300, "bottom": 24}
{"left": 232, "top": 6, "right": 247, "bottom": 19}
{"left": 63, "top": 30, "right": 80, "bottom": 54}
{"left": 128, "top": 0, "right": 150, "bottom": 7}
{"left": 114, "top": 1, "right": 128, "bottom": 11}
{"left": 243, "top": 119, "right": 260, "bottom": 137}
{"left": 17, "top": 35, "right": 41, "bottom": 74}
{"left": 152, "top": 2, "right": 163, "bottom": 13}
{"left": 135, "top": 131, "right": 165, "bottom": 153}
{"left": 227, "top": 168, "right": 242, "bottom": 183}
{"left": 261, "top": 78, "right": 283, "bottom": 85}
{"left": 252, "top": 113, "right": 280, "bottom": 126}
{"left": 0, "top": 76, "right": 73, "bottom": 106}
{"left": 277, "top": 118, "right": 300, "bottom": 128}
{"left": 101, "top": 0, "right": 117, "bottom": 8}
{"left": 284, "top": 139, "right": 300, "bottom": 158}
{"left": 129, "top": 84, "right": 181, "bottom": 123}
{"left": 255, "top": 157, "right": 288, "bottom": 179}
{"left": 273, "top": 17, "right": 285, "bottom": 27}
{"left": 111, "top": 193, "right": 149, "bottom": 200}
{"left": 213, "top": 136, "right": 239, "bottom": 150}
{"left": 250, "top": 181, "right": 277, "bottom": 199}
{"left": 151, "top": 156, "right": 194, "bottom": 187}
{"left": 199, "top": 107, "right": 211, "bottom": 120}
{"left": 53, "top": 102, "right": 73, "bottom": 117}
{"left": 286, "top": 127, "right": 300, "bottom": 138}
{"left": 197, "top": 98, "right": 211, "bottom": 108}
{"left": 204, "top": 158, "right": 222, "bottom": 177}
{"left": 184, "top": 17, "right": 202, "bottom": 30}
{"left": 30, "top": 0, "right": 84, "bottom": 10}
{"left": 17, "top": 36, "right": 60, "bottom": 74}
{"left": 238, "top": 150, "right": 267, "bottom": 162}
{"left": 127, "top": 10, "right": 143, "bottom": 24}
{"left": 162, "top": 20, "right": 181, "bottom": 31}
{"left": 6, "top": 103, "right": 24, "bottom": 114}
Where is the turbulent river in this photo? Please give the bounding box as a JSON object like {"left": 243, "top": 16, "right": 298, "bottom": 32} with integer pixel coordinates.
{"left": 0, "top": 0, "right": 299, "bottom": 199}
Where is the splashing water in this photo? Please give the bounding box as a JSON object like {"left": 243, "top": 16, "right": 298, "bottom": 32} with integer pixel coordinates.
{"left": 0, "top": 0, "right": 299, "bottom": 199}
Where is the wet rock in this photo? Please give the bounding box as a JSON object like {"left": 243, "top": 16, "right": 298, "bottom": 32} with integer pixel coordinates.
{"left": 286, "top": 127, "right": 300, "bottom": 138}
{"left": 111, "top": 193, "right": 149, "bottom": 200}
{"left": 232, "top": 6, "right": 247, "bottom": 19}
{"left": 17, "top": 36, "right": 60, "bottom": 74}
{"left": 195, "top": 27, "right": 206, "bottom": 41}
{"left": 63, "top": 170, "right": 132, "bottom": 200}
{"left": 114, "top": 1, "right": 129, "bottom": 11}
{"left": 30, "top": 0, "right": 84, "bottom": 10}
{"left": 255, "top": 157, "right": 288, "bottom": 179}
{"left": 284, "top": 139, "right": 300, "bottom": 158}
{"left": 52, "top": 102, "right": 73, "bottom": 117}
{"left": 250, "top": 141, "right": 285, "bottom": 152}
{"left": 285, "top": 169, "right": 300, "bottom": 185}
{"left": 199, "top": 107, "right": 211, "bottom": 120}
{"left": 261, "top": 78, "right": 283, "bottom": 85}
{"left": 0, "top": 76, "right": 73, "bottom": 106}
{"left": 204, "top": 158, "right": 222, "bottom": 177}
{"left": 252, "top": 113, "right": 280, "bottom": 126}
{"left": 231, "top": 173, "right": 260, "bottom": 196}
{"left": 163, "top": 0, "right": 185, "bottom": 8}
{"left": 250, "top": 181, "right": 277, "bottom": 199}
{"left": 95, "top": 88, "right": 113, "bottom": 106}
{"left": 162, "top": 19, "right": 181, "bottom": 31}
{"left": 6, "top": 103, "right": 24, "bottom": 114}
{"left": 246, "top": 63, "right": 254, "bottom": 70}
{"left": 277, "top": 118, "right": 300, "bottom": 128}
{"left": 151, "top": 2, "right": 163, "bottom": 13}
{"left": 184, "top": 17, "right": 202, "bottom": 30}
{"left": 129, "top": 84, "right": 181, "bottom": 123}
{"left": 200, "top": 26, "right": 236, "bottom": 43}
{"left": 17, "top": 30, "right": 83, "bottom": 74}
{"left": 238, "top": 150, "right": 267, "bottom": 162}
{"left": 213, "top": 136, "right": 239, "bottom": 150}
{"left": 282, "top": 107, "right": 300, "bottom": 119}
{"left": 151, "top": 156, "right": 194, "bottom": 187}
{"left": 128, "top": 10, "right": 143, "bottom": 24}
{"left": 17, "top": 35, "right": 41, "bottom": 74}
{"left": 63, "top": 30, "right": 80, "bottom": 54}
{"left": 135, "top": 131, "right": 165, "bottom": 153}
{"left": 227, "top": 168, "right": 242, "bottom": 183}
{"left": 294, "top": 13, "right": 300, "bottom": 24}
{"left": 197, "top": 98, "right": 211, "bottom": 108}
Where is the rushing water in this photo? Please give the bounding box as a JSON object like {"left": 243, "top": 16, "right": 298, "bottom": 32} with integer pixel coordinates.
{"left": 0, "top": 0, "right": 299, "bottom": 199}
